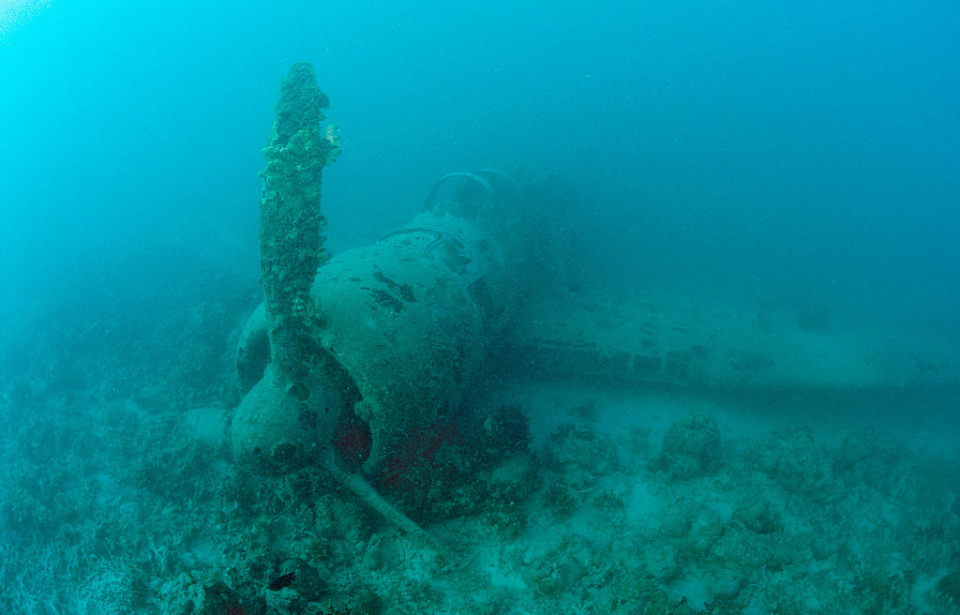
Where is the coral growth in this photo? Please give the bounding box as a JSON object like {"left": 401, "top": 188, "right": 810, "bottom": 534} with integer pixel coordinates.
{"left": 374, "top": 405, "right": 538, "bottom": 525}
{"left": 332, "top": 415, "right": 373, "bottom": 470}
{"left": 258, "top": 61, "right": 336, "bottom": 389}
{"left": 654, "top": 415, "right": 722, "bottom": 479}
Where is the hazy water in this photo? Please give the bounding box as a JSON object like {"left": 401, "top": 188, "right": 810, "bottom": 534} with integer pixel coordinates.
{"left": 2, "top": 0, "right": 958, "bottom": 346}
{"left": 2, "top": 4, "right": 960, "bottom": 612}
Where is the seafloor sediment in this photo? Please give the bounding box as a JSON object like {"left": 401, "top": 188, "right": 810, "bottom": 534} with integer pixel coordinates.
{"left": 2, "top": 296, "right": 959, "bottom": 615}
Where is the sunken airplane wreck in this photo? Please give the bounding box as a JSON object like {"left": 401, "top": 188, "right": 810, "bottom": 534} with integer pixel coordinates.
{"left": 231, "top": 63, "right": 960, "bottom": 544}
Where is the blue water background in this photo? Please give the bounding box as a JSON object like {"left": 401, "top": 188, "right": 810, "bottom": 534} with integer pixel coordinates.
{"left": 2, "top": 0, "right": 958, "bottom": 341}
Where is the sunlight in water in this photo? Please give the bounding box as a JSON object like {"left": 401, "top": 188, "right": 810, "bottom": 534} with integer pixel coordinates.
{"left": 0, "top": 0, "right": 53, "bottom": 40}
